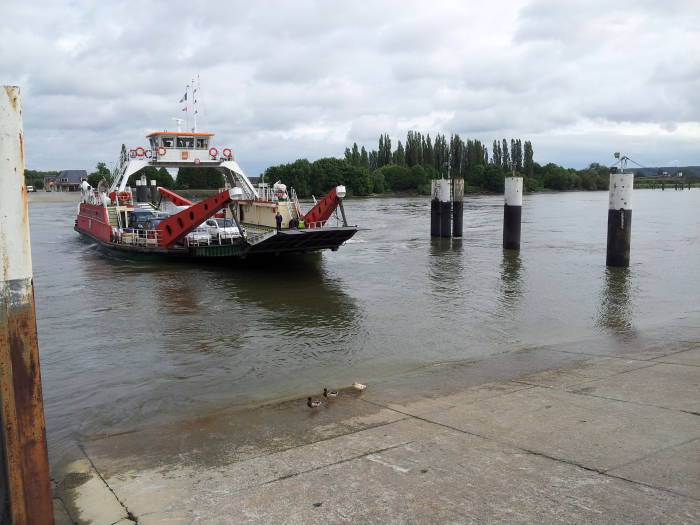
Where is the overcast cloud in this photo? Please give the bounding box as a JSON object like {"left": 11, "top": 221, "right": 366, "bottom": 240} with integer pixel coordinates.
{"left": 2, "top": 0, "right": 698, "bottom": 175}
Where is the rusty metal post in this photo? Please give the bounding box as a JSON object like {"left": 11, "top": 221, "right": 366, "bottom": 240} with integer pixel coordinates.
{"left": 0, "top": 86, "right": 54, "bottom": 524}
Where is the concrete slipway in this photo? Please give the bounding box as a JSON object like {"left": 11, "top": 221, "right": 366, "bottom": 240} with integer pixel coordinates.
{"left": 53, "top": 324, "right": 699, "bottom": 524}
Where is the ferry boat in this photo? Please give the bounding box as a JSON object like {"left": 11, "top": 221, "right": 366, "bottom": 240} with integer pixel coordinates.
{"left": 75, "top": 129, "right": 358, "bottom": 259}
{"left": 75, "top": 87, "right": 358, "bottom": 258}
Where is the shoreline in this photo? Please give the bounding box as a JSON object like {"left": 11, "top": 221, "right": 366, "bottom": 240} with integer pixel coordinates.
{"left": 52, "top": 322, "right": 700, "bottom": 523}
{"left": 29, "top": 185, "right": 682, "bottom": 205}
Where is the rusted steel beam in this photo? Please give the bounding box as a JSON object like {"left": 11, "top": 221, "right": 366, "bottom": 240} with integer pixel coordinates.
{"left": 0, "top": 86, "right": 54, "bottom": 524}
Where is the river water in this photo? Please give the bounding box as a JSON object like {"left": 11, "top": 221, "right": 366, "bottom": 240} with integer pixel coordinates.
{"left": 29, "top": 190, "right": 699, "bottom": 461}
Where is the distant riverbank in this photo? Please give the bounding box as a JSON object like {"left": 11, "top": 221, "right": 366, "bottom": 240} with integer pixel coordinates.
{"left": 28, "top": 191, "right": 80, "bottom": 203}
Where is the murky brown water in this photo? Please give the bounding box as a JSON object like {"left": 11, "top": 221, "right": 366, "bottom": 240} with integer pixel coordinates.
{"left": 29, "top": 190, "right": 700, "bottom": 461}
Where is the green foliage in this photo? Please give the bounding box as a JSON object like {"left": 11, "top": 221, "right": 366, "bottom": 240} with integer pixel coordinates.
{"left": 126, "top": 166, "right": 175, "bottom": 189}
{"left": 24, "top": 169, "right": 57, "bottom": 189}
{"left": 373, "top": 164, "right": 428, "bottom": 192}
{"left": 371, "top": 169, "right": 385, "bottom": 193}
{"left": 87, "top": 162, "right": 111, "bottom": 187}
{"left": 471, "top": 164, "right": 506, "bottom": 192}
{"left": 265, "top": 158, "right": 371, "bottom": 198}
{"left": 175, "top": 167, "right": 224, "bottom": 189}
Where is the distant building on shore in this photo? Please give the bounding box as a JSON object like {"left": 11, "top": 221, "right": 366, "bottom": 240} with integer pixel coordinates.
{"left": 44, "top": 170, "right": 87, "bottom": 191}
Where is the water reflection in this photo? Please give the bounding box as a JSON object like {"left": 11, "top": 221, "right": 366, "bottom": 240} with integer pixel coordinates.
{"left": 428, "top": 238, "right": 464, "bottom": 308}
{"left": 499, "top": 250, "right": 523, "bottom": 308}
{"left": 596, "top": 267, "right": 633, "bottom": 332}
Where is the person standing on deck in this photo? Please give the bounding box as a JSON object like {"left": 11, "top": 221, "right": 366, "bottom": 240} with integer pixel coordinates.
{"left": 275, "top": 211, "right": 283, "bottom": 232}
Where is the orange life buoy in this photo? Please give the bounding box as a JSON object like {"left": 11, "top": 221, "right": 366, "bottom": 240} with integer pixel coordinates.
{"left": 222, "top": 148, "right": 232, "bottom": 158}
{"left": 157, "top": 146, "right": 167, "bottom": 156}
{"left": 135, "top": 147, "right": 145, "bottom": 157}
{"left": 117, "top": 191, "right": 131, "bottom": 202}
{"left": 209, "top": 147, "right": 219, "bottom": 157}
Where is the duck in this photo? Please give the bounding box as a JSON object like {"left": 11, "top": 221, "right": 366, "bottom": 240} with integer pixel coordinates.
{"left": 352, "top": 382, "right": 367, "bottom": 391}
{"left": 307, "top": 397, "right": 322, "bottom": 408}
{"left": 323, "top": 388, "right": 338, "bottom": 399}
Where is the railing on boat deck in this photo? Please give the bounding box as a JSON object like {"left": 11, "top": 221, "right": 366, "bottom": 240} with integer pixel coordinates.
{"left": 113, "top": 228, "right": 160, "bottom": 247}
{"left": 256, "top": 186, "right": 303, "bottom": 219}
{"left": 112, "top": 228, "right": 244, "bottom": 248}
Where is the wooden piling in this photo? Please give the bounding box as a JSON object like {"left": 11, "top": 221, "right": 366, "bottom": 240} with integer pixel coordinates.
{"left": 452, "top": 179, "right": 464, "bottom": 237}
{"left": 430, "top": 180, "right": 440, "bottom": 237}
{"left": 0, "top": 86, "right": 54, "bottom": 525}
{"left": 431, "top": 179, "right": 452, "bottom": 238}
{"left": 503, "top": 177, "right": 523, "bottom": 251}
{"left": 150, "top": 180, "right": 158, "bottom": 202}
{"left": 606, "top": 171, "right": 633, "bottom": 267}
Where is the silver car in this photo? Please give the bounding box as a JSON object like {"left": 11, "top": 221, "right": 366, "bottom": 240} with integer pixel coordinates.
{"left": 204, "top": 218, "right": 241, "bottom": 241}
{"left": 184, "top": 227, "right": 211, "bottom": 246}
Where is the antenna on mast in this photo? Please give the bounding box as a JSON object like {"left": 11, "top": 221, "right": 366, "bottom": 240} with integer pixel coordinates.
{"left": 192, "top": 74, "right": 199, "bottom": 133}
{"left": 172, "top": 118, "right": 184, "bottom": 132}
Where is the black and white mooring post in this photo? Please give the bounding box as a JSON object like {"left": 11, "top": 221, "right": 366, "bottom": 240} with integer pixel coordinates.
{"left": 135, "top": 179, "right": 148, "bottom": 202}
{"left": 606, "top": 170, "right": 633, "bottom": 267}
{"left": 452, "top": 178, "right": 464, "bottom": 237}
{"left": 150, "top": 179, "right": 158, "bottom": 202}
{"left": 430, "top": 179, "right": 452, "bottom": 237}
{"left": 503, "top": 176, "right": 523, "bottom": 250}
{"left": 430, "top": 179, "right": 440, "bottom": 237}
{"left": 439, "top": 179, "right": 451, "bottom": 238}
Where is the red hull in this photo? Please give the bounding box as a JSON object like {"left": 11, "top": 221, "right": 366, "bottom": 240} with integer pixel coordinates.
{"left": 75, "top": 203, "right": 113, "bottom": 242}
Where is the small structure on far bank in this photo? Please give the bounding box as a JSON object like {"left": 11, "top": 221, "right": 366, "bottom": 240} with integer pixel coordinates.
{"left": 44, "top": 169, "right": 87, "bottom": 191}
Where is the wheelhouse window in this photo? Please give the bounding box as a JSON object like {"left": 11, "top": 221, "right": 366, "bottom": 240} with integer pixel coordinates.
{"left": 161, "top": 137, "right": 174, "bottom": 147}
{"left": 196, "top": 138, "right": 208, "bottom": 149}
{"left": 176, "top": 137, "right": 194, "bottom": 148}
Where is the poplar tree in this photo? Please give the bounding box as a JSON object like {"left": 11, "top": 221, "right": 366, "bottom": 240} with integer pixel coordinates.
{"left": 524, "top": 140, "right": 534, "bottom": 178}
{"left": 501, "top": 138, "right": 510, "bottom": 170}
{"left": 449, "top": 134, "right": 463, "bottom": 177}
{"left": 423, "top": 135, "right": 434, "bottom": 169}
{"left": 434, "top": 134, "right": 449, "bottom": 176}
{"left": 351, "top": 142, "right": 360, "bottom": 166}
{"left": 393, "top": 140, "right": 406, "bottom": 166}
{"left": 360, "top": 146, "right": 369, "bottom": 169}
{"left": 369, "top": 150, "right": 378, "bottom": 172}
{"left": 378, "top": 135, "right": 385, "bottom": 167}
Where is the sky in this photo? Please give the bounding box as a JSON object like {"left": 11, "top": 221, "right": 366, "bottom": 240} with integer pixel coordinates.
{"left": 2, "top": 0, "right": 698, "bottom": 176}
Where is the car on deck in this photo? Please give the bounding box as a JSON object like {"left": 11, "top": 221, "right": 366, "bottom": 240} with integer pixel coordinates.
{"left": 203, "top": 218, "right": 241, "bottom": 241}
{"left": 184, "top": 227, "right": 211, "bottom": 246}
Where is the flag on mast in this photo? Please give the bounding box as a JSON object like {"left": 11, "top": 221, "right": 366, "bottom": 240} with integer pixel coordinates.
{"left": 179, "top": 85, "right": 189, "bottom": 103}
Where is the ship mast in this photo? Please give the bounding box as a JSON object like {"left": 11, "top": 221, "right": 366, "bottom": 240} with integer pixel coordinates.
{"left": 192, "top": 75, "right": 200, "bottom": 133}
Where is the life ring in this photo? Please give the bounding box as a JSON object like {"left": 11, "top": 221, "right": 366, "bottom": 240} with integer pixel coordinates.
{"left": 222, "top": 148, "right": 232, "bottom": 158}
{"left": 117, "top": 191, "right": 131, "bottom": 202}
{"left": 157, "top": 146, "right": 167, "bottom": 156}
{"left": 145, "top": 149, "right": 152, "bottom": 158}
{"left": 135, "top": 147, "right": 145, "bottom": 157}
{"left": 209, "top": 147, "right": 219, "bottom": 157}
{"left": 129, "top": 149, "right": 136, "bottom": 158}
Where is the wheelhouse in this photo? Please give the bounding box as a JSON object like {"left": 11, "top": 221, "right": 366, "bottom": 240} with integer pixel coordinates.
{"left": 146, "top": 132, "right": 214, "bottom": 151}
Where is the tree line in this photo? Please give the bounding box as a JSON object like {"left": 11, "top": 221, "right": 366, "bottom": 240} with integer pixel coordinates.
{"left": 264, "top": 131, "right": 612, "bottom": 197}
{"left": 25, "top": 132, "right": 615, "bottom": 196}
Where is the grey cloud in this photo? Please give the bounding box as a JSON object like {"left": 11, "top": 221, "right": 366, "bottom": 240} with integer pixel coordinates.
{"left": 2, "top": 0, "right": 698, "bottom": 173}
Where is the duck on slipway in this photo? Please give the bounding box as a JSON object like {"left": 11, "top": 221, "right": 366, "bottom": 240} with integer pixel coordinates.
{"left": 75, "top": 127, "right": 357, "bottom": 259}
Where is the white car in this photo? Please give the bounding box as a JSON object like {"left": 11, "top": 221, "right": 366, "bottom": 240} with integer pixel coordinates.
{"left": 184, "top": 227, "right": 211, "bottom": 246}
{"left": 204, "top": 218, "right": 241, "bottom": 241}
